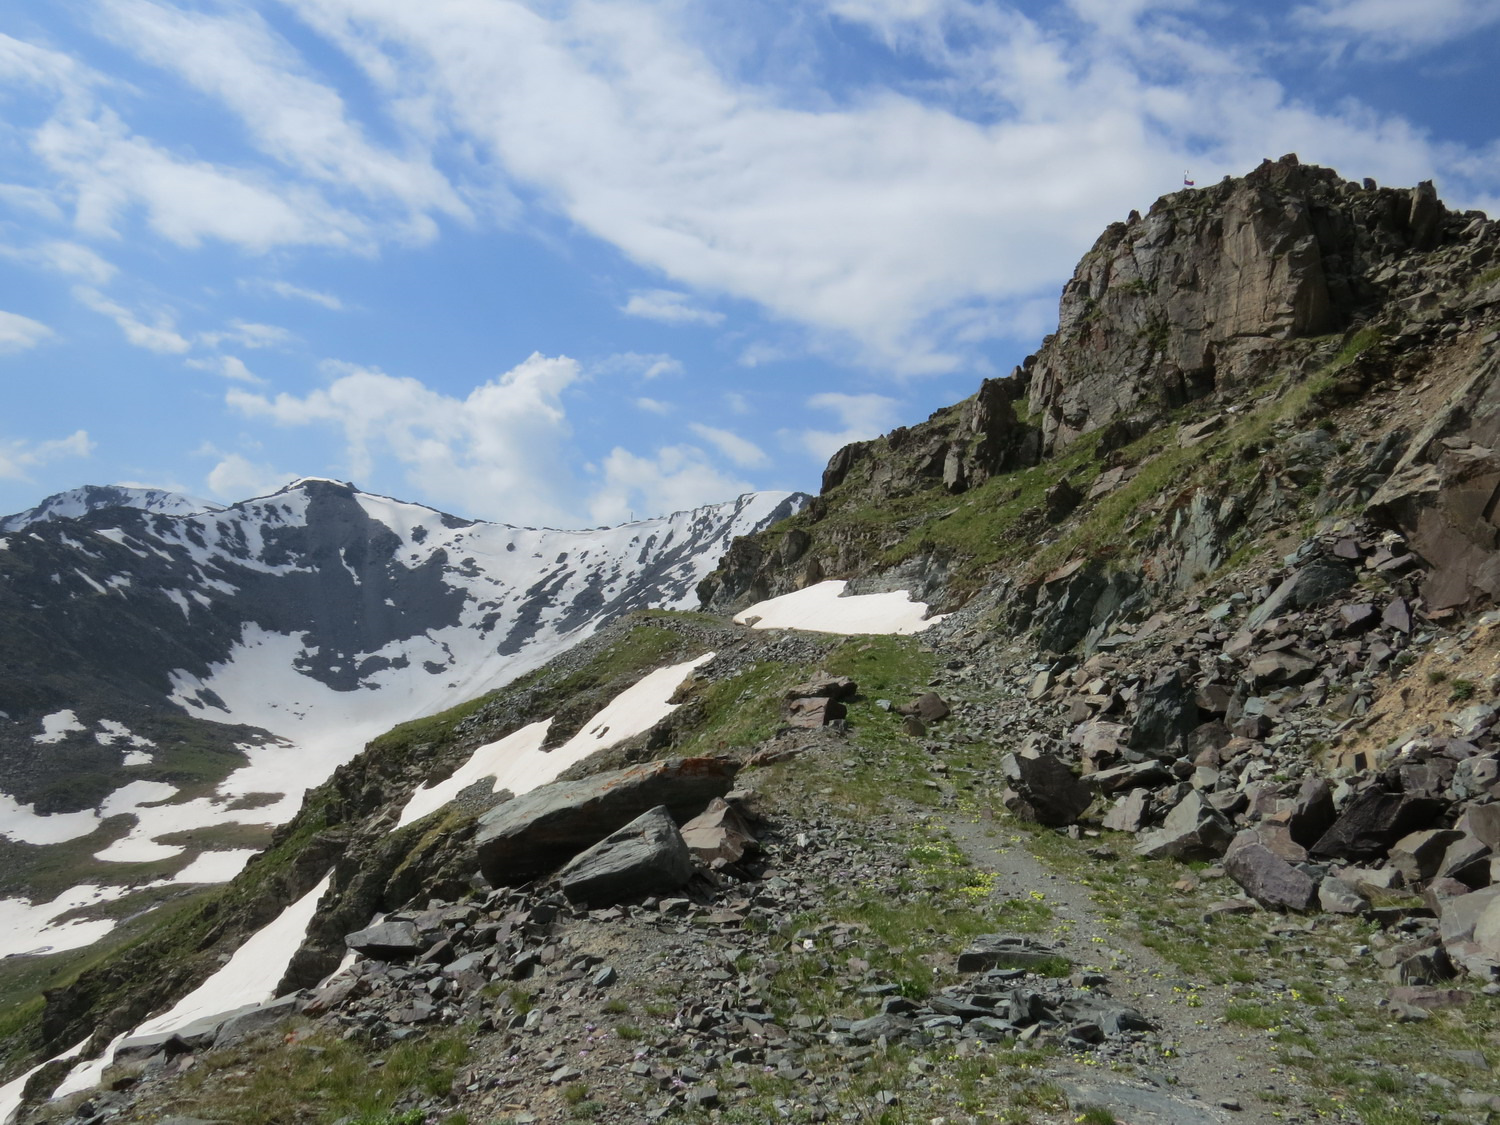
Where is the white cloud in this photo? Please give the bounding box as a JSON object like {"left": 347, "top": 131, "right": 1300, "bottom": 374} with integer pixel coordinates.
{"left": 200, "top": 320, "right": 295, "bottom": 350}
{"left": 588, "top": 445, "right": 752, "bottom": 526}
{"left": 94, "top": 0, "right": 470, "bottom": 237}
{"left": 204, "top": 453, "right": 295, "bottom": 501}
{"left": 186, "top": 355, "right": 266, "bottom": 385}
{"left": 73, "top": 286, "right": 189, "bottom": 354}
{"left": 636, "top": 397, "right": 672, "bottom": 414}
{"left": 228, "top": 353, "right": 584, "bottom": 527}
{"left": 0, "top": 310, "right": 54, "bottom": 354}
{"left": 621, "top": 289, "right": 725, "bottom": 326}
{"left": 0, "top": 430, "right": 93, "bottom": 480}
{"left": 687, "top": 422, "right": 769, "bottom": 468}
{"left": 247, "top": 279, "right": 346, "bottom": 311}
{"left": 280, "top": 0, "right": 1493, "bottom": 374}
{"left": 0, "top": 240, "right": 114, "bottom": 285}
{"left": 0, "top": 183, "right": 65, "bottom": 222}
{"left": 737, "top": 343, "right": 788, "bottom": 369}
{"left": 790, "top": 392, "right": 903, "bottom": 461}
{"left": 1293, "top": 0, "right": 1500, "bottom": 55}
{"left": 724, "top": 392, "right": 751, "bottom": 415}
{"left": 596, "top": 352, "right": 684, "bottom": 381}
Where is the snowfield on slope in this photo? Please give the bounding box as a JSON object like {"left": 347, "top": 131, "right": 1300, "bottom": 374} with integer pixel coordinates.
{"left": 734, "top": 580, "right": 944, "bottom": 634}
{"left": 0, "top": 484, "right": 799, "bottom": 957}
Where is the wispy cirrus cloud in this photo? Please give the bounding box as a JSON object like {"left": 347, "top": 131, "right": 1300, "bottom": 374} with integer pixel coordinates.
{"left": 787, "top": 392, "right": 904, "bottom": 461}
{"left": 1292, "top": 0, "right": 1500, "bottom": 56}
{"left": 622, "top": 289, "right": 725, "bottom": 326}
{"left": 0, "top": 310, "right": 54, "bottom": 355}
{"left": 0, "top": 430, "right": 92, "bottom": 480}
{"left": 72, "top": 286, "right": 189, "bottom": 354}
{"left": 243, "top": 279, "right": 346, "bottom": 311}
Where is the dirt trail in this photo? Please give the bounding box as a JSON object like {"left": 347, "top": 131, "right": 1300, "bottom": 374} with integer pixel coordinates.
{"left": 941, "top": 810, "right": 1297, "bottom": 1125}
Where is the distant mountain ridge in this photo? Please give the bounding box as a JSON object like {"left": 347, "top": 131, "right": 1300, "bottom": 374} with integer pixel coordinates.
{"left": 0, "top": 484, "right": 224, "bottom": 533}
{"left": 0, "top": 479, "right": 807, "bottom": 903}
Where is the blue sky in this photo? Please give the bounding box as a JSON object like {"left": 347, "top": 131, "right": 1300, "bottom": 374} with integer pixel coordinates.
{"left": 1, "top": 0, "right": 1498, "bottom": 529}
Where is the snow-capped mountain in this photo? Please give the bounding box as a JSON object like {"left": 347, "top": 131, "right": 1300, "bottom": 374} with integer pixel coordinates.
{"left": 0, "top": 478, "right": 805, "bottom": 933}
{"left": 0, "top": 484, "right": 224, "bottom": 533}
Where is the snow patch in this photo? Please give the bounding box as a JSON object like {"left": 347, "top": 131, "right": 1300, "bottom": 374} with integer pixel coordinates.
{"left": 169, "top": 849, "right": 257, "bottom": 884}
{"left": 33, "top": 709, "right": 86, "bottom": 744}
{"left": 397, "top": 653, "right": 714, "bottom": 828}
{"left": 0, "top": 885, "right": 129, "bottom": 958}
{"left": 735, "top": 580, "right": 943, "bottom": 635}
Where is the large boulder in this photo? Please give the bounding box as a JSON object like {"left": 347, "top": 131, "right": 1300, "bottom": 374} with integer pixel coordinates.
{"left": 557, "top": 806, "right": 695, "bottom": 906}
{"left": 1224, "top": 840, "right": 1319, "bottom": 911}
{"left": 1001, "top": 753, "right": 1093, "bottom": 826}
{"left": 1134, "top": 790, "right": 1234, "bottom": 860}
{"left": 1308, "top": 787, "right": 1448, "bottom": 862}
{"left": 475, "top": 757, "right": 738, "bottom": 885}
{"left": 1128, "top": 668, "right": 1196, "bottom": 757}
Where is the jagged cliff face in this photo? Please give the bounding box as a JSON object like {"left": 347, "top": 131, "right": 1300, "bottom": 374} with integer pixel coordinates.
{"left": 701, "top": 156, "right": 1500, "bottom": 622}
{"left": 1030, "top": 157, "right": 1482, "bottom": 453}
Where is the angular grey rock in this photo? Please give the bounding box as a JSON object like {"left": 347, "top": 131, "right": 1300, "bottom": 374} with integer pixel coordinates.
{"left": 475, "top": 757, "right": 737, "bottom": 885}
{"left": 1224, "top": 841, "right": 1318, "bottom": 911}
{"left": 1060, "top": 1080, "right": 1222, "bottom": 1125}
{"left": 1102, "top": 788, "right": 1151, "bottom": 833}
{"left": 847, "top": 1012, "right": 915, "bottom": 1044}
{"left": 899, "top": 692, "right": 952, "bottom": 723}
{"left": 1309, "top": 788, "right": 1448, "bottom": 861}
{"left": 557, "top": 805, "right": 695, "bottom": 906}
{"left": 1246, "top": 651, "right": 1318, "bottom": 688}
{"left": 1133, "top": 791, "right": 1233, "bottom": 860}
{"left": 1128, "top": 668, "right": 1195, "bottom": 757}
{"left": 1318, "top": 875, "right": 1368, "bottom": 914}
{"left": 679, "top": 797, "right": 757, "bottom": 865}
{"left": 1246, "top": 561, "right": 1355, "bottom": 629}
{"left": 1389, "top": 829, "right": 1464, "bottom": 885}
{"left": 957, "top": 935, "right": 1059, "bottom": 973}
{"left": 1286, "top": 777, "right": 1337, "bottom": 848}
{"left": 1086, "top": 761, "right": 1171, "bottom": 796}
{"left": 345, "top": 920, "right": 424, "bottom": 960}
{"left": 215, "top": 995, "right": 307, "bottom": 1045}
{"left": 1001, "top": 752, "right": 1093, "bottom": 826}
{"left": 786, "top": 696, "right": 846, "bottom": 728}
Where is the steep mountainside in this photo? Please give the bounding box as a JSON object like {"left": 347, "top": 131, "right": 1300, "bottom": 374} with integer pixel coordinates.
{"left": 10, "top": 158, "right": 1500, "bottom": 1125}
{"left": 700, "top": 155, "right": 1500, "bottom": 617}
{"left": 0, "top": 481, "right": 803, "bottom": 928}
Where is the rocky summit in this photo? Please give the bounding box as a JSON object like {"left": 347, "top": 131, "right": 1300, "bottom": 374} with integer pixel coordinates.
{"left": 7, "top": 156, "right": 1500, "bottom": 1125}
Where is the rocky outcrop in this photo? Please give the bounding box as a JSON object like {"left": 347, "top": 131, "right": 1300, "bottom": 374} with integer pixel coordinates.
{"left": 1030, "top": 157, "right": 1473, "bottom": 453}
{"left": 473, "top": 757, "right": 738, "bottom": 886}
{"left": 699, "top": 156, "right": 1500, "bottom": 618}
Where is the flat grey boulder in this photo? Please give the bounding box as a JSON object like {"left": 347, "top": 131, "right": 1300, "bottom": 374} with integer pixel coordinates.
{"left": 558, "top": 806, "right": 694, "bottom": 906}
{"left": 475, "top": 756, "right": 738, "bottom": 885}
{"left": 214, "top": 994, "right": 307, "bottom": 1045}
{"left": 1061, "top": 1079, "right": 1222, "bottom": 1125}
{"left": 957, "top": 934, "right": 1059, "bottom": 973}
{"left": 345, "top": 920, "right": 424, "bottom": 960}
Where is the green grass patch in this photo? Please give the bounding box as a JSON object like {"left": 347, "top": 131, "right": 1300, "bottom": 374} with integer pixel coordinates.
{"left": 165, "top": 1028, "right": 468, "bottom": 1124}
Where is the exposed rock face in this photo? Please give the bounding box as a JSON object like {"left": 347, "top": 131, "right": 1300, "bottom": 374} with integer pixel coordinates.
{"left": 474, "top": 757, "right": 738, "bottom": 886}
{"left": 699, "top": 156, "right": 1500, "bottom": 618}
{"left": 556, "top": 805, "right": 695, "bottom": 906}
{"left": 1030, "top": 158, "right": 1456, "bottom": 453}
